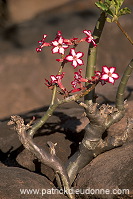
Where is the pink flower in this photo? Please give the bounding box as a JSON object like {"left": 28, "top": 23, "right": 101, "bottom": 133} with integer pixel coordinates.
{"left": 36, "top": 48, "right": 42, "bottom": 52}
{"left": 71, "top": 69, "right": 88, "bottom": 88}
{"left": 51, "top": 36, "right": 69, "bottom": 54}
{"left": 96, "top": 71, "right": 107, "bottom": 85}
{"left": 54, "top": 31, "right": 78, "bottom": 46}
{"left": 101, "top": 66, "right": 119, "bottom": 84}
{"left": 95, "top": 71, "right": 101, "bottom": 77}
{"left": 82, "top": 30, "right": 97, "bottom": 47}
{"left": 50, "top": 73, "right": 66, "bottom": 91}
{"left": 70, "top": 69, "right": 88, "bottom": 93}
{"left": 55, "top": 31, "right": 62, "bottom": 40}
{"left": 36, "top": 34, "right": 51, "bottom": 52}
{"left": 65, "top": 48, "right": 84, "bottom": 68}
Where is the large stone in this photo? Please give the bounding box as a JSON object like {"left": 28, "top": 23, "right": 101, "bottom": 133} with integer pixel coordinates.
{"left": 74, "top": 142, "right": 133, "bottom": 199}
{"left": 0, "top": 166, "right": 67, "bottom": 199}
{"left": 0, "top": 121, "right": 22, "bottom": 167}
{"left": 0, "top": 101, "right": 133, "bottom": 199}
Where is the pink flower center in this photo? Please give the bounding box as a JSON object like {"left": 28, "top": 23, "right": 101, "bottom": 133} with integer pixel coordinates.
{"left": 108, "top": 72, "right": 112, "bottom": 77}
{"left": 73, "top": 55, "right": 77, "bottom": 60}
{"left": 58, "top": 43, "right": 62, "bottom": 48}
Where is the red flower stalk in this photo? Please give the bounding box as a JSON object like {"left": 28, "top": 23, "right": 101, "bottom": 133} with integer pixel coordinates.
{"left": 36, "top": 34, "right": 51, "bottom": 52}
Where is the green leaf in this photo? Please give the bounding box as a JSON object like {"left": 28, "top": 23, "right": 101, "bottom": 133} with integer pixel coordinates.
{"left": 95, "top": 1, "right": 108, "bottom": 11}
{"left": 106, "top": 9, "right": 114, "bottom": 17}
{"left": 113, "top": 0, "right": 120, "bottom": 12}
{"left": 104, "top": 0, "right": 113, "bottom": 6}
{"left": 95, "top": 0, "right": 131, "bottom": 21}
{"left": 109, "top": 5, "right": 116, "bottom": 15}
{"left": 118, "top": 7, "right": 131, "bottom": 16}
{"left": 116, "top": 0, "right": 124, "bottom": 7}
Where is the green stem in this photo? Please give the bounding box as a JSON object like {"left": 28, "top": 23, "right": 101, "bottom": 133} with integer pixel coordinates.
{"left": 29, "top": 103, "right": 59, "bottom": 137}
{"left": 85, "top": 12, "right": 106, "bottom": 104}
{"left": 115, "top": 20, "right": 133, "bottom": 45}
{"left": 28, "top": 84, "right": 96, "bottom": 137}
{"left": 116, "top": 59, "right": 133, "bottom": 110}
{"left": 29, "top": 61, "right": 65, "bottom": 137}
{"left": 51, "top": 61, "right": 65, "bottom": 106}
{"left": 50, "top": 86, "right": 57, "bottom": 106}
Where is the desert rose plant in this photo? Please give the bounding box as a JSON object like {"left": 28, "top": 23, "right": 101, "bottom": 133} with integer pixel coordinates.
{"left": 8, "top": 1, "right": 133, "bottom": 199}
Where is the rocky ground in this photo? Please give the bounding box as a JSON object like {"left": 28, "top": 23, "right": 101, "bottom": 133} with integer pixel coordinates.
{"left": 0, "top": 101, "right": 133, "bottom": 199}
{"left": 0, "top": 0, "right": 133, "bottom": 199}
{"left": 0, "top": 0, "right": 133, "bottom": 119}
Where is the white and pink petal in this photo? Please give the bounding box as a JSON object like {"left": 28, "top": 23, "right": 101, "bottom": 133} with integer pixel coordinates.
{"left": 70, "top": 49, "right": 76, "bottom": 56}
{"left": 102, "top": 66, "right": 109, "bottom": 74}
{"left": 62, "top": 43, "right": 69, "bottom": 48}
{"left": 52, "top": 47, "right": 59, "bottom": 53}
{"left": 65, "top": 55, "right": 73, "bottom": 61}
{"left": 59, "top": 47, "right": 65, "bottom": 54}
{"left": 83, "top": 30, "right": 91, "bottom": 36}
{"left": 52, "top": 40, "right": 58, "bottom": 46}
{"left": 51, "top": 75, "right": 57, "bottom": 82}
{"left": 72, "top": 60, "right": 78, "bottom": 68}
{"left": 110, "top": 67, "right": 115, "bottom": 73}
{"left": 101, "top": 74, "right": 109, "bottom": 80}
{"left": 112, "top": 73, "right": 119, "bottom": 79}
{"left": 77, "top": 59, "right": 83, "bottom": 65}
{"left": 58, "top": 37, "right": 63, "bottom": 44}
{"left": 76, "top": 52, "right": 83, "bottom": 58}
{"left": 108, "top": 77, "right": 115, "bottom": 84}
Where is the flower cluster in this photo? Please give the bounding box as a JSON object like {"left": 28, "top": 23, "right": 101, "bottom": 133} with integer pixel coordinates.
{"left": 90, "top": 66, "right": 119, "bottom": 85}
{"left": 36, "top": 30, "right": 96, "bottom": 67}
{"left": 36, "top": 31, "right": 119, "bottom": 97}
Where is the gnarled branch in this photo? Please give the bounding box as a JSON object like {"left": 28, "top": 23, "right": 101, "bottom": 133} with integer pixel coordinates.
{"left": 66, "top": 102, "right": 127, "bottom": 185}
{"left": 8, "top": 115, "right": 75, "bottom": 199}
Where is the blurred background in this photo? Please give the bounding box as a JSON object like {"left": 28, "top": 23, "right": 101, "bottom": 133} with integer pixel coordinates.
{"left": 0, "top": 0, "right": 133, "bottom": 119}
